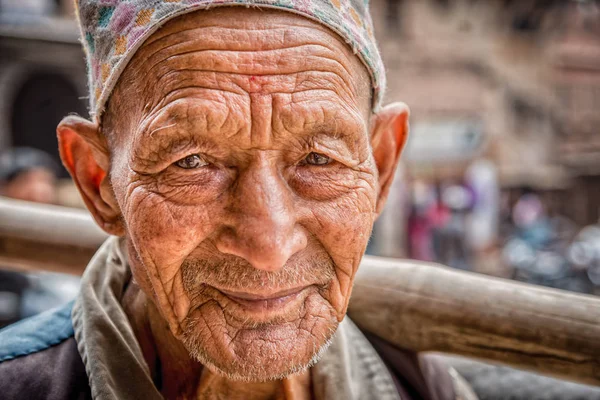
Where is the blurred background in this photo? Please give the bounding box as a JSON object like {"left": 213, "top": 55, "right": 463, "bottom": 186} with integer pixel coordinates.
{"left": 1, "top": 0, "right": 600, "bottom": 325}
{"left": 367, "top": 0, "right": 600, "bottom": 297}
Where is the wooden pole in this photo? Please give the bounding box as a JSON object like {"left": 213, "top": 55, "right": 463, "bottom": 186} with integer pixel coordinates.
{"left": 0, "top": 197, "right": 107, "bottom": 248}
{"left": 0, "top": 197, "right": 106, "bottom": 274}
{"left": 1, "top": 197, "right": 599, "bottom": 386}
{"left": 350, "top": 256, "right": 600, "bottom": 386}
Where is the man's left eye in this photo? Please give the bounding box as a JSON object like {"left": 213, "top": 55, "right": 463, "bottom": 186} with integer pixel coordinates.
{"left": 304, "top": 152, "right": 331, "bottom": 166}
{"left": 175, "top": 154, "right": 208, "bottom": 169}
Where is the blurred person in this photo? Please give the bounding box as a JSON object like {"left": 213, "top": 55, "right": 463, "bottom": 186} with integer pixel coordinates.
{"left": 438, "top": 183, "right": 474, "bottom": 270}
{"left": 0, "top": 147, "right": 59, "bottom": 204}
{"left": 428, "top": 183, "right": 451, "bottom": 264}
{"left": 465, "top": 160, "right": 499, "bottom": 252}
{"left": 408, "top": 180, "right": 438, "bottom": 261}
{"left": 0, "top": 3, "right": 475, "bottom": 400}
{"left": 512, "top": 192, "right": 552, "bottom": 249}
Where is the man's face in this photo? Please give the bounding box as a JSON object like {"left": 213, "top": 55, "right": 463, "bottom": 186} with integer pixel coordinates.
{"left": 102, "top": 9, "right": 379, "bottom": 381}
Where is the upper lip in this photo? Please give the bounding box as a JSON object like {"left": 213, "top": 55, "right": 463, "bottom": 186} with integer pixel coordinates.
{"left": 217, "top": 286, "right": 309, "bottom": 301}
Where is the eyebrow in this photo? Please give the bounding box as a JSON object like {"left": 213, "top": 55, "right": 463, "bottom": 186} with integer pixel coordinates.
{"left": 274, "top": 103, "right": 368, "bottom": 162}
{"left": 276, "top": 96, "right": 367, "bottom": 138}
{"left": 130, "top": 91, "right": 240, "bottom": 163}
{"left": 131, "top": 115, "right": 228, "bottom": 172}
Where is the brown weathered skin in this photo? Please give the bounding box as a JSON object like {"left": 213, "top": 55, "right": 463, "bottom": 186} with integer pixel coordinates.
{"left": 57, "top": 7, "right": 408, "bottom": 400}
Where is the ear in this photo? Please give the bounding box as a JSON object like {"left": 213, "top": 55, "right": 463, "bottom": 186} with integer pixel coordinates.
{"left": 57, "top": 116, "right": 125, "bottom": 236}
{"left": 370, "top": 102, "right": 410, "bottom": 215}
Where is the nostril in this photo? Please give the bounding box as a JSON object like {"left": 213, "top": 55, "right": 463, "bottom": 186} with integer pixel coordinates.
{"left": 214, "top": 226, "right": 237, "bottom": 254}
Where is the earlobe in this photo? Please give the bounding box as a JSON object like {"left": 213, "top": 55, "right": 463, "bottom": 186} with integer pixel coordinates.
{"left": 57, "top": 116, "right": 124, "bottom": 236}
{"left": 370, "top": 102, "right": 410, "bottom": 215}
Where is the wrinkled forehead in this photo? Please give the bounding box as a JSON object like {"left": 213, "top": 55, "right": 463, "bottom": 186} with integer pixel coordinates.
{"left": 103, "top": 8, "right": 372, "bottom": 140}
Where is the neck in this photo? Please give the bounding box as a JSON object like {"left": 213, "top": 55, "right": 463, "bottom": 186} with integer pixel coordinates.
{"left": 122, "top": 281, "right": 312, "bottom": 400}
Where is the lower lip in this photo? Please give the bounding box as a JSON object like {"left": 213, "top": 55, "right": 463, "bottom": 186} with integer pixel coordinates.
{"left": 218, "top": 287, "right": 308, "bottom": 313}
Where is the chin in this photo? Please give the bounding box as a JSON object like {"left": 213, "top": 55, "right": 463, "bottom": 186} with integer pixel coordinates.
{"left": 181, "top": 306, "right": 339, "bottom": 382}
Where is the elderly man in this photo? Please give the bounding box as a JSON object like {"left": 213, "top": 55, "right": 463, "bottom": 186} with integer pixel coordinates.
{"left": 0, "top": 2, "right": 475, "bottom": 399}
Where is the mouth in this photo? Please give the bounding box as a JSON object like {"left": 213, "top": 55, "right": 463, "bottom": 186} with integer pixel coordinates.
{"left": 215, "top": 286, "right": 311, "bottom": 314}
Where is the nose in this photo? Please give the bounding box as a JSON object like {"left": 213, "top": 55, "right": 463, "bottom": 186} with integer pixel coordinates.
{"left": 215, "top": 161, "right": 307, "bottom": 272}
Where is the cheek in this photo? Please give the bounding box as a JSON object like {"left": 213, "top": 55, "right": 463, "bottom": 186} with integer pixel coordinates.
{"left": 122, "top": 186, "right": 223, "bottom": 327}
{"left": 302, "top": 185, "right": 377, "bottom": 319}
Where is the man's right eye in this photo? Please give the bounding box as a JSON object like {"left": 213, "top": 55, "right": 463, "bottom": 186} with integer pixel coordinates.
{"left": 304, "top": 152, "right": 332, "bottom": 166}
{"left": 175, "top": 154, "right": 208, "bottom": 169}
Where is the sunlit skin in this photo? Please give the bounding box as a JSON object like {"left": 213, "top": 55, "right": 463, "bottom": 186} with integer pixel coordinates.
{"left": 57, "top": 8, "right": 408, "bottom": 400}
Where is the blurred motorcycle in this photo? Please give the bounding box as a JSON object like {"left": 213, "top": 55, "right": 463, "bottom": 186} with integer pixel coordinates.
{"left": 502, "top": 214, "right": 592, "bottom": 294}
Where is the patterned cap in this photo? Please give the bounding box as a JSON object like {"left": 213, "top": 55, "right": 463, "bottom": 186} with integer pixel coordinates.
{"left": 76, "top": 0, "right": 386, "bottom": 121}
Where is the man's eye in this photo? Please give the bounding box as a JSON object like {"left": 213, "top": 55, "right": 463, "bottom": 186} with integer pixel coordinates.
{"left": 304, "top": 152, "right": 331, "bottom": 166}
{"left": 175, "top": 154, "right": 208, "bottom": 169}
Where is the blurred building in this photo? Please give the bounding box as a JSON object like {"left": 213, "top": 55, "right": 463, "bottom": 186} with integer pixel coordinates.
{"left": 371, "top": 0, "right": 600, "bottom": 228}
{"left": 0, "top": 0, "right": 86, "bottom": 177}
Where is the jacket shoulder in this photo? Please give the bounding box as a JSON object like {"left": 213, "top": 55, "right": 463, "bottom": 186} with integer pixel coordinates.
{"left": 0, "top": 301, "right": 91, "bottom": 400}
{"left": 0, "top": 300, "right": 75, "bottom": 362}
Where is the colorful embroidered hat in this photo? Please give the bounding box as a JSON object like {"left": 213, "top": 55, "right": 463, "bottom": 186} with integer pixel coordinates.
{"left": 76, "top": 0, "right": 386, "bottom": 121}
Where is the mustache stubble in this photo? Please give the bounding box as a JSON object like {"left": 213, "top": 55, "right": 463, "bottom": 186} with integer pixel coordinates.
{"left": 181, "top": 251, "right": 336, "bottom": 297}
